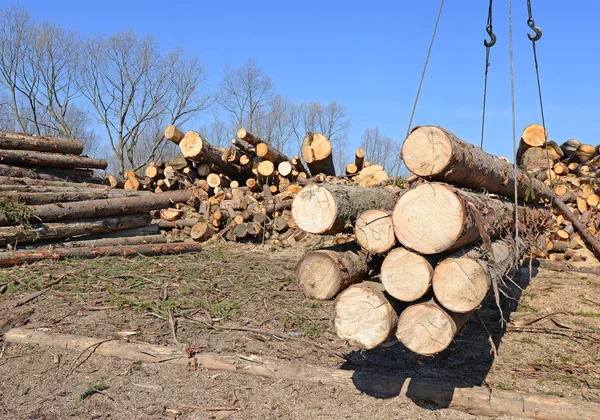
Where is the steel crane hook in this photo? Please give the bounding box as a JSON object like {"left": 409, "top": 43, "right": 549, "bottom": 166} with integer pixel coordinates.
{"left": 527, "top": 18, "right": 542, "bottom": 42}
{"left": 484, "top": 24, "right": 496, "bottom": 47}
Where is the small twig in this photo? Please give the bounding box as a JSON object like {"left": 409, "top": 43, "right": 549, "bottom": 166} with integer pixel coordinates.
{"left": 521, "top": 311, "right": 566, "bottom": 326}
{"left": 14, "top": 273, "right": 68, "bottom": 307}
{"left": 64, "top": 339, "right": 114, "bottom": 379}
{"left": 476, "top": 312, "right": 498, "bottom": 358}
{"left": 168, "top": 309, "right": 179, "bottom": 345}
{"left": 182, "top": 405, "right": 241, "bottom": 412}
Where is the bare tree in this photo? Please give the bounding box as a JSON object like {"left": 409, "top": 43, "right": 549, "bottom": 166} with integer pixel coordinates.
{"left": 360, "top": 126, "right": 403, "bottom": 175}
{"left": 78, "top": 31, "right": 211, "bottom": 174}
{"left": 252, "top": 95, "right": 295, "bottom": 156}
{"left": 217, "top": 58, "right": 275, "bottom": 133}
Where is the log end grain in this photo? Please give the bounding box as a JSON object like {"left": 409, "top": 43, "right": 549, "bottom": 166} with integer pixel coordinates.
{"left": 291, "top": 185, "right": 337, "bottom": 234}
{"left": 396, "top": 302, "right": 457, "bottom": 356}
{"left": 296, "top": 251, "right": 344, "bottom": 300}
{"left": 401, "top": 126, "right": 452, "bottom": 177}
{"left": 180, "top": 131, "right": 203, "bottom": 159}
{"left": 521, "top": 124, "right": 548, "bottom": 147}
{"left": 301, "top": 132, "right": 332, "bottom": 164}
{"left": 432, "top": 257, "right": 488, "bottom": 313}
{"left": 354, "top": 209, "right": 395, "bottom": 253}
{"left": 380, "top": 248, "right": 433, "bottom": 302}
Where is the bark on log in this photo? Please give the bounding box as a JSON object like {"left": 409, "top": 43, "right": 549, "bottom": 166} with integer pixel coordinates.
{"left": 164, "top": 125, "right": 185, "bottom": 145}
{"left": 432, "top": 238, "right": 519, "bottom": 313}
{"left": 0, "top": 242, "right": 201, "bottom": 268}
{"left": 301, "top": 132, "right": 335, "bottom": 176}
{"left": 392, "top": 182, "right": 549, "bottom": 254}
{"left": 45, "top": 234, "right": 167, "bottom": 249}
{"left": 256, "top": 142, "right": 290, "bottom": 165}
{"left": 0, "top": 176, "right": 106, "bottom": 189}
{"left": 0, "top": 213, "right": 152, "bottom": 246}
{"left": 236, "top": 128, "right": 262, "bottom": 146}
{"left": 521, "top": 147, "right": 554, "bottom": 171}
{"left": 231, "top": 138, "right": 256, "bottom": 157}
{"left": 190, "top": 221, "right": 212, "bottom": 242}
{"left": 5, "top": 328, "right": 599, "bottom": 420}
{"left": 380, "top": 248, "right": 439, "bottom": 302}
{"left": 355, "top": 147, "right": 365, "bottom": 171}
{"left": 396, "top": 300, "right": 469, "bottom": 356}
{"left": 0, "top": 164, "right": 102, "bottom": 184}
{"left": 1, "top": 190, "right": 148, "bottom": 205}
{"left": 0, "top": 131, "right": 83, "bottom": 154}
{"left": 354, "top": 209, "right": 396, "bottom": 253}
{"left": 0, "top": 190, "right": 194, "bottom": 225}
{"left": 292, "top": 183, "right": 398, "bottom": 234}
{"left": 0, "top": 149, "right": 107, "bottom": 169}
{"left": 180, "top": 131, "right": 245, "bottom": 178}
{"left": 516, "top": 124, "right": 547, "bottom": 163}
{"left": 154, "top": 219, "right": 198, "bottom": 229}
{"left": 334, "top": 281, "right": 400, "bottom": 350}
{"left": 296, "top": 243, "right": 368, "bottom": 300}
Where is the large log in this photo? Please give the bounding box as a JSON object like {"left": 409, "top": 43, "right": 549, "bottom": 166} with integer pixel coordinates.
{"left": 432, "top": 238, "right": 519, "bottom": 313}
{"left": 295, "top": 244, "right": 368, "bottom": 300}
{"left": 0, "top": 149, "right": 107, "bottom": 169}
{"left": 0, "top": 164, "right": 102, "bottom": 184}
{"left": 1, "top": 190, "right": 148, "bottom": 205}
{"left": 0, "top": 176, "right": 107, "bottom": 189}
{"left": 0, "top": 213, "right": 152, "bottom": 246}
{"left": 180, "top": 131, "right": 245, "bottom": 178}
{"left": 256, "top": 142, "right": 291, "bottom": 165}
{"left": 164, "top": 125, "right": 184, "bottom": 145}
{"left": 396, "top": 300, "right": 469, "bottom": 356}
{"left": 0, "top": 131, "right": 83, "bottom": 154}
{"left": 354, "top": 209, "right": 396, "bottom": 253}
{"left": 301, "top": 132, "right": 335, "bottom": 176}
{"left": 236, "top": 128, "right": 262, "bottom": 146}
{"left": 392, "top": 182, "right": 549, "bottom": 254}
{"left": 334, "top": 281, "right": 400, "bottom": 350}
{"left": 0, "top": 242, "right": 201, "bottom": 268}
{"left": 380, "top": 248, "right": 438, "bottom": 302}
{"left": 292, "top": 183, "right": 398, "bottom": 234}
{"left": 0, "top": 190, "right": 195, "bottom": 225}
{"left": 516, "top": 124, "right": 547, "bottom": 163}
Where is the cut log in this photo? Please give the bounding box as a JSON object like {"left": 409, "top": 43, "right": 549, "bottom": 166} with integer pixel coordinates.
{"left": 516, "top": 124, "right": 547, "bottom": 163}
{"left": 0, "top": 242, "right": 201, "bottom": 268}
{"left": 257, "top": 160, "right": 275, "bottom": 178}
{"left": 396, "top": 300, "right": 469, "bottom": 356}
{"left": 154, "top": 219, "right": 198, "bottom": 229}
{"left": 0, "top": 213, "right": 152, "bottom": 246}
{"left": 278, "top": 161, "right": 293, "bottom": 177}
{"left": 0, "top": 164, "right": 102, "bottom": 184}
{"left": 234, "top": 223, "right": 248, "bottom": 240}
{"left": 354, "top": 209, "right": 396, "bottom": 253}
{"left": 236, "top": 128, "right": 262, "bottom": 146}
{"left": 180, "top": 131, "right": 244, "bottom": 178}
{"left": 164, "top": 125, "right": 184, "bottom": 145}
{"left": 246, "top": 221, "right": 263, "bottom": 237}
{"left": 0, "top": 190, "right": 195, "bottom": 225}
{"left": 355, "top": 147, "right": 365, "bottom": 171}
{"left": 190, "top": 221, "right": 212, "bottom": 242}
{"left": 355, "top": 165, "right": 388, "bottom": 187}
{"left": 345, "top": 163, "right": 358, "bottom": 176}
{"left": 301, "top": 132, "right": 335, "bottom": 176}
{"left": 256, "top": 142, "right": 290, "bottom": 165}
{"left": 392, "top": 182, "right": 548, "bottom": 254}
{"left": 576, "top": 144, "right": 596, "bottom": 162}
{"left": 0, "top": 131, "right": 83, "bottom": 154}
{"left": 145, "top": 165, "right": 163, "bottom": 179}
{"left": 1, "top": 190, "right": 148, "bottom": 205}
{"left": 160, "top": 208, "right": 183, "bottom": 221}
{"left": 334, "top": 281, "right": 400, "bottom": 349}
{"left": 51, "top": 234, "right": 167, "bottom": 248}
{"left": 292, "top": 183, "right": 398, "bottom": 234}
{"left": 0, "top": 176, "right": 105, "bottom": 189}
{"left": 400, "top": 126, "right": 600, "bottom": 256}
{"left": 296, "top": 244, "right": 368, "bottom": 300}
{"left": 291, "top": 155, "right": 308, "bottom": 174}
{"left": 231, "top": 138, "right": 257, "bottom": 157}
{"left": 380, "top": 248, "right": 438, "bottom": 302}
{"left": 561, "top": 138, "right": 580, "bottom": 159}
{"left": 107, "top": 175, "right": 125, "bottom": 189}
{"left": 0, "top": 149, "right": 107, "bottom": 169}
{"left": 432, "top": 238, "right": 519, "bottom": 313}
{"left": 521, "top": 147, "right": 553, "bottom": 171}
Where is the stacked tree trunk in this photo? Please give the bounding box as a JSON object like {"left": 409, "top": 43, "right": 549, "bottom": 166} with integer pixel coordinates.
{"left": 293, "top": 125, "right": 558, "bottom": 355}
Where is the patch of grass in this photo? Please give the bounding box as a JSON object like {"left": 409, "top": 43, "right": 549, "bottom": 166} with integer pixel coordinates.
{"left": 210, "top": 299, "right": 240, "bottom": 319}
{"left": 516, "top": 301, "right": 534, "bottom": 312}
{"left": 557, "top": 354, "right": 571, "bottom": 364}
{"left": 302, "top": 324, "right": 320, "bottom": 338}
{"left": 557, "top": 374, "right": 582, "bottom": 389}
{"left": 76, "top": 381, "right": 108, "bottom": 403}
{"left": 575, "top": 311, "right": 600, "bottom": 318}
{"left": 130, "top": 361, "right": 150, "bottom": 377}
{"left": 495, "top": 381, "right": 516, "bottom": 391}
{"left": 540, "top": 390, "right": 562, "bottom": 397}
{"left": 518, "top": 336, "right": 540, "bottom": 346}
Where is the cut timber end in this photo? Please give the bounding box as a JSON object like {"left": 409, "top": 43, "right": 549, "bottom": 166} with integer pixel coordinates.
{"left": 401, "top": 126, "right": 452, "bottom": 177}
{"left": 432, "top": 257, "right": 488, "bottom": 313}
{"left": 291, "top": 185, "right": 337, "bottom": 234}
{"left": 180, "top": 131, "right": 203, "bottom": 159}
{"left": 354, "top": 209, "right": 395, "bottom": 253}
{"left": 396, "top": 302, "right": 462, "bottom": 356}
{"left": 380, "top": 248, "right": 434, "bottom": 302}
{"left": 164, "top": 125, "right": 184, "bottom": 145}
{"left": 258, "top": 160, "right": 275, "bottom": 177}
{"left": 278, "top": 161, "right": 293, "bottom": 177}
{"left": 334, "top": 282, "right": 398, "bottom": 350}
{"left": 392, "top": 183, "right": 465, "bottom": 254}
{"left": 301, "top": 132, "right": 332, "bottom": 163}
{"left": 521, "top": 124, "right": 548, "bottom": 147}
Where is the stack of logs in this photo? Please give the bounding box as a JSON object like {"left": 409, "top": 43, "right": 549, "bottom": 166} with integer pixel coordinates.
{"left": 292, "top": 124, "right": 597, "bottom": 357}
{"left": 517, "top": 124, "right": 600, "bottom": 262}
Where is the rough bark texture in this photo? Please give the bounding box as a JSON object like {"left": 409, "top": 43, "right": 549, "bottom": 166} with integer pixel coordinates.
{"left": 296, "top": 243, "right": 368, "bottom": 300}
{"left": 521, "top": 147, "right": 553, "bottom": 171}
{"left": 0, "top": 176, "right": 106, "bottom": 189}
{"left": 164, "top": 125, "right": 184, "bottom": 145}
{"left": 180, "top": 131, "right": 245, "bottom": 178}
{"left": 396, "top": 300, "right": 469, "bottom": 355}
{"left": 380, "top": 248, "right": 439, "bottom": 302}
{"left": 0, "top": 149, "right": 107, "bottom": 169}
{"left": 0, "top": 242, "right": 200, "bottom": 268}
{"left": 0, "top": 213, "right": 152, "bottom": 246}
{"left": 236, "top": 128, "right": 262, "bottom": 146}
{"left": 0, "top": 131, "right": 83, "bottom": 154}
{"left": 292, "top": 183, "right": 399, "bottom": 234}
{"left": 334, "top": 281, "right": 401, "bottom": 350}
{"left": 301, "top": 132, "right": 335, "bottom": 176}
{"left": 43, "top": 234, "right": 167, "bottom": 249}
{"left": 154, "top": 219, "right": 198, "bottom": 229}
{"left": 256, "top": 143, "right": 290, "bottom": 165}
{"left": 354, "top": 209, "right": 396, "bottom": 253}
{"left": 392, "top": 182, "right": 550, "bottom": 254}
{"left": 432, "top": 238, "right": 520, "bottom": 313}
{"left": 1, "top": 190, "right": 148, "bottom": 205}
{"left": 0, "top": 164, "right": 102, "bottom": 184}
{"left": 0, "top": 190, "right": 194, "bottom": 225}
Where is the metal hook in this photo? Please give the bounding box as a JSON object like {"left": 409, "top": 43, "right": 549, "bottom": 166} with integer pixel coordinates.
{"left": 527, "top": 18, "right": 542, "bottom": 42}
{"left": 484, "top": 24, "right": 496, "bottom": 47}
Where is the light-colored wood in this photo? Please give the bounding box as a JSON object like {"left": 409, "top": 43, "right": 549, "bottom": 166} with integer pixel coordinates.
{"left": 380, "top": 248, "right": 436, "bottom": 302}
{"left": 355, "top": 165, "right": 388, "bottom": 187}
{"left": 278, "top": 161, "right": 293, "bottom": 177}
{"left": 301, "top": 132, "right": 335, "bottom": 176}
{"left": 354, "top": 209, "right": 396, "bottom": 253}
{"left": 355, "top": 147, "right": 365, "bottom": 171}
{"left": 345, "top": 163, "right": 358, "bottom": 175}
{"left": 0, "top": 131, "right": 84, "bottom": 154}
{"left": 160, "top": 208, "right": 183, "bottom": 221}
{"left": 190, "top": 221, "right": 212, "bottom": 242}
{"left": 296, "top": 245, "right": 368, "bottom": 300}
{"left": 334, "top": 282, "right": 399, "bottom": 349}
{"left": 236, "top": 128, "right": 261, "bottom": 146}
{"left": 164, "top": 125, "right": 184, "bottom": 144}
{"left": 258, "top": 160, "right": 275, "bottom": 177}
{"left": 0, "top": 149, "right": 108, "bottom": 169}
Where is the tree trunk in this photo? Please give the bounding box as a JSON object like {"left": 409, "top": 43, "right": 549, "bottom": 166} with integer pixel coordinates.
{"left": 0, "top": 190, "right": 195, "bottom": 225}
{"left": 154, "top": 219, "right": 198, "bottom": 229}
{"left": 0, "top": 213, "right": 152, "bottom": 246}
{"left": 292, "top": 183, "right": 398, "bottom": 234}
{"left": 0, "top": 176, "right": 106, "bottom": 189}
{"left": 520, "top": 147, "right": 553, "bottom": 171}
{"left": 0, "top": 149, "right": 107, "bottom": 169}
{"left": 53, "top": 234, "right": 167, "bottom": 248}
{"left": 256, "top": 142, "right": 290, "bottom": 165}
{"left": 0, "top": 131, "right": 84, "bottom": 154}
{"left": 0, "top": 242, "right": 201, "bottom": 268}
{"left": 301, "top": 132, "right": 335, "bottom": 176}
{"left": 392, "top": 182, "right": 549, "bottom": 254}
{"left": 380, "top": 248, "right": 439, "bottom": 302}
{"left": 396, "top": 300, "right": 469, "bottom": 356}
{"left": 432, "top": 238, "right": 520, "bottom": 313}
{"left": 236, "top": 128, "right": 262, "bottom": 146}
{"left": 516, "top": 124, "right": 547, "bottom": 163}
{"left": 296, "top": 243, "right": 368, "bottom": 300}
{"left": 334, "top": 281, "right": 400, "bottom": 350}
{"left": 180, "top": 131, "right": 245, "bottom": 179}
{"left": 164, "top": 125, "right": 184, "bottom": 145}
{"left": 354, "top": 209, "right": 396, "bottom": 253}
{"left": 190, "top": 221, "right": 212, "bottom": 242}
{"left": 355, "top": 147, "right": 365, "bottom": 171}
{"left": 1, "top": 190, "right": 148, "bottom": 205}
{"left": 0, "top": 164, "right": 102, "bottom": 184}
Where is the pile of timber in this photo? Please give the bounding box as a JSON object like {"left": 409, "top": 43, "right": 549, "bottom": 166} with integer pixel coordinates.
{"left": 291, "top": 125, "right": 580, "bottom": 356}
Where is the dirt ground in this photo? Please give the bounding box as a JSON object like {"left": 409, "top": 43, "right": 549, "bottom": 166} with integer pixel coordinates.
{"left": 0, "top": 242, "right": 599, "bottom": 419}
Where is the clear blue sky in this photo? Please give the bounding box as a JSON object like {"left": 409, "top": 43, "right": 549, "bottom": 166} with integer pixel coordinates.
{"left": 18, "top": 0, "right": 600, "bottom": 159}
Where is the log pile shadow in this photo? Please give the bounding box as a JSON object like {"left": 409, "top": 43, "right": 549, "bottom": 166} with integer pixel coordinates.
{"left": 340, "top": 264, "right": 535, "bottom": 408}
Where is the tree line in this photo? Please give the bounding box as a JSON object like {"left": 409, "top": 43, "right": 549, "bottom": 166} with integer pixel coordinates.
{"left": 0, "top": 4, "right": 402, "bottom": 176}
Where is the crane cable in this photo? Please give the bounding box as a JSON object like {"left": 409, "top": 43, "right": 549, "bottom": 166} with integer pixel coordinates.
{"left": 480, "top": 0, "right": 496, "bottom": 148}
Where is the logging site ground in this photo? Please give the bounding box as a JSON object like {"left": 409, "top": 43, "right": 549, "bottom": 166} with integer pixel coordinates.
{"left": 0, "top": 242, "right": 599, "bottom": 419}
